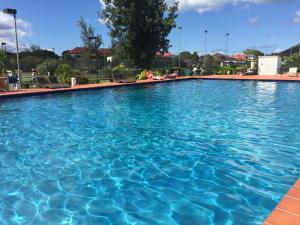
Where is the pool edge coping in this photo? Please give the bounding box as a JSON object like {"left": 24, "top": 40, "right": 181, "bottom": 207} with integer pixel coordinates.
{"left": 263, "top": 178, "right": 300, "bottom": 225}
{"left": 0, "top": 76, "right": 197, "bottom": 99}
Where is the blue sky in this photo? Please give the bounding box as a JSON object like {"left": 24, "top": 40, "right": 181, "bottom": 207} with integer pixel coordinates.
{"left": 0, "top": 0, "right": 299, "bottom": 55}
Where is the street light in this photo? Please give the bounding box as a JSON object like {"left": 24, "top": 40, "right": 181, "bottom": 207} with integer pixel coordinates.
{"left": 178, "top": 26, "right": 182, "bottom": 68}
{"left": 3, "top": 8, "right": 21, "bottom": 87}
{"left": 204, "top": 30, "right": 208, "bottom": 68}
{"left": 1, "top": 42, "right": 6, "bottom": 52}
{"left": 226, "top": 33, "right": 230, "bottom": 56}
{"left": 88, "top": 36, "right": 99, "bottom": 83}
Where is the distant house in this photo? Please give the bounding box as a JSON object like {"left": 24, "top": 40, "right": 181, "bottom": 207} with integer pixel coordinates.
{"left": 232, "top": 53, "right": 256, "bottom": 61}
{"left": 67, "top": 47, "right": 113, "bottom": 58}
{"left": 212, "top": 53, "right": 227, "bottom": 64}
{"left": 279, "top": 43, "right": 300, "bottom": 57}
{"left": 155, "top": 51, "right": 175, "bottom": 68}
{"left": 155, "top": 52, "right": 174, "bottom": 58}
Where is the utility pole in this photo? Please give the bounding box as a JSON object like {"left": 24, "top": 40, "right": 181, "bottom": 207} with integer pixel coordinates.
{"left": 3, "top": 8, "right": 21, "bottom": 87}
{"left": 226, "top": 33, "right": 230, "bottom": 56}
{"left": 204, "top": 30, "right": 208, "bottom": 68}
{"left": 178, "top": 26, "right": 182, "bottom": 68}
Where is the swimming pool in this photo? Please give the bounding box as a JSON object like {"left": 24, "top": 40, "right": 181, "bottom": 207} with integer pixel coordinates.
{"left": 0, "top": 80, "right": 299, "bottom": 225}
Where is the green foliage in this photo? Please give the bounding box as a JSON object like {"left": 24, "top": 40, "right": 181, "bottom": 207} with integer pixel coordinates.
{"left": 56, "top": 68, "right": 89, "bottom": 84}
{"left": 36, "top": 59, "right": 58, "bottom": 75}
{"left": 283, "top": 54, "right": 300, "bottom": 72}
{"left": 243, "top": 49, "right": 264, "bottom": 57}
{"left": 101, "top": 0, "right": 178, "bottom": 69}
{"left": 20, "top": 56, "right": 44, "bottom": 72}
{"left": 167, "top": 67, "right": 180, "bottom": 73}
{"left": 236, "top": 65, "right": 249, "bottom": 71}
{"left": 153, "top": 70, "right": 162, "bottom": 76}
{"left": 78, "top": 17, "right": 102, "bottom": 53}
{"left": 112, "top": 64, "right": 129, "bottom": 74}
{"left": 72, "top": 70, "right": 89, "bottom": 84}
{"left": 0, "top": 50, "right": 7, "bottom": 76}
{"left": 21, "top": 44, "right": 59, "bottom": 60}
{"left": 55, "top": 64, "right": 72, "bottom": 83}
{"left": 179, "top": 51, "right": 199, "bottom": 62}
{"left": 136, "top": 70, "right": 148, "bottom": 80}
{"left": 101, "top": 68, "right": 113, "bottom": 78}
{"left": 78, "top": 17, "right": 103, "bottom": 73}
{"left": 77, "top": 75, "right": 89, "bottom": 84}
{"left": 218, "top": 66, "right": 236, "bottom": 75}
{"left": 112, "top": 64, "right": 137, "bottom": 82}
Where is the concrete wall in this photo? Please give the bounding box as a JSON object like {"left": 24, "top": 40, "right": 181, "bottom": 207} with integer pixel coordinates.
{"left": 258, "top": 56, "right": 282, "bottom": 75}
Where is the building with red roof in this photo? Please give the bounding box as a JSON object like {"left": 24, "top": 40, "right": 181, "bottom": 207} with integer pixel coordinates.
{"left": 67, "top": 47, "right": 112, "bottom": 58}
{"left": 155, "top": 52, "right": 174, "bottom": 57}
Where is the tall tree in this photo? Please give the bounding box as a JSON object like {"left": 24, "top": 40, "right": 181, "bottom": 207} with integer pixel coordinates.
{"left": 78, "top": 17, "right": 102, "bottom": 53}
{"left": 243, "top": 49, "right": 264, "bottom": 57}
{"left": 0, "top": 50, "right": 7, "bottom": 75}
{"left": 78, "top": 17, "right": 103, "bottom": 72}
{"left": 100, "top": 0, "right": 178, "bottom": 68}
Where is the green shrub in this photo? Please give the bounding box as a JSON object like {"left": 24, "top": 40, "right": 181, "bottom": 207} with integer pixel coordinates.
{"left": 157, "top": 68, "right": 167, "bottom": 75}
{"left": 112, "top": 64, "right": 130, "bottom": 81}
{"left": 101, "top": 68, "right": 112, "bottom": 78}
{"left": 112, "top": 64, "right": 129, "bottom": 74}
{"left": 76, "top": 75, "right": 89, "bottom": 84}
{"left": 65, "top": 69, "right": 89, "bottom": 84}
{"left": 36, "top": 59, "right": 58, "bottom": 75}
{"left": 55, "top": 64, "right": 72, "bottom": 83}
{"left": 153, "top": 70, "right": 162, "bottom": 76}
{"left": 136, "top": 70, "right": 148, "bottom": 80}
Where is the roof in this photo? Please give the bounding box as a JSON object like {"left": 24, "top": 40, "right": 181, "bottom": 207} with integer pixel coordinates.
{"left": 155, "top": 52, "right": 174, "bottom": 57}
{"left": 99, "top": 48, "right": 112, "bottom": 56}
{"left": 232, "top": 53, "right": 248, "bottom": 61}
{"left": 212, "top": 53, "right": 226, "bottom": 62}
{"left": 68, "top": 47, "right": 112, "bottom": 56}
{"left": 68, "top": 47, "right": 83, "bottom": 55}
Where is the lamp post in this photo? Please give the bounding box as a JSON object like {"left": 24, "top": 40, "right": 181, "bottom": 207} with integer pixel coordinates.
{"left": 178, "top": 26, "right": 182, "bottom": 68}
{"left": 226, "top": 33, "right": 229, "bottom": 56}
{"left": 204, "top": 30, "right": 208, "bottom": 68}
{"left": 3, "top": 8, "right": 21, "bottom": 86}
{"left": 88, "top": 36, "right": 99, "bottom": 83}
{"left": 1, "top": 42, "right": 6, "bottom": 52}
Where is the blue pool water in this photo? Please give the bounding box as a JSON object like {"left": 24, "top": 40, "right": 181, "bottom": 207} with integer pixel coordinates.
{"left": 0, "top": 80, "right": 299, "bottom": 225}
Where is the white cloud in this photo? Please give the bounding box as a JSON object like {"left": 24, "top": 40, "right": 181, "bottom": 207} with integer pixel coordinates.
{"left": 167, "top": 0, "right": 288, "bottom": 13}
{"left": 0, "top": 12, "right": 32, "bottom": 51}
{"left": 99, "top": 0, "right": 106, "bottom": 9}
{"left": 293, "top": 10, "right": 300, "bottom": 24}
{"left": 98, "top": 0, "right": 286, "bottom": 14}
{"left": 97, "top": 17, "right": 109, "bottom": 25}
{"left": 249, "top": 17, "right": 259, "bottom": 25}
{"left": 274, "top": 48, "right": 282, "bottom": 53}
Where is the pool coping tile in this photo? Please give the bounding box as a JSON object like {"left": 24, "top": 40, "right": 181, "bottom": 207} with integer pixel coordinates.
{"left": 264, "top": 178, "right": 300, "bottom": 225}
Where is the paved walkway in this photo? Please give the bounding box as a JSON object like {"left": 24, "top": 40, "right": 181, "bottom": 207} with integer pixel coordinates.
{"left": 0, "top": 76, "right": 195, "bottom": 98}
{"left": 1, "top": 75, "right": 300, "bottom": 98}
{"left": 264, "top": 179, "right": 300, "bottom": 225}
{"left": 197, "top": 75, "right": 300, "bottom": 82}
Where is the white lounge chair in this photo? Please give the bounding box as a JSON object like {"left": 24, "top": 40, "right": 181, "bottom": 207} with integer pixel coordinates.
{"left": 288, "top": 67, "right": 298, "bottom": 77}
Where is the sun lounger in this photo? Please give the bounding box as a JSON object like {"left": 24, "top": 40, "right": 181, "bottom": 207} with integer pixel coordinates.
{"left": 36, "top": 77, "right": 60, "bottom": 89}
{"left": 288, "top": 68, "right": 298, "bottom": 77}
{"left": 48, "top": 76, "right": 70, "bottom": 88}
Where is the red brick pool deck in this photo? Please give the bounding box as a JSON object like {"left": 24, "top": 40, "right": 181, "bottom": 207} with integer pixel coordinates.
{"left": 198, "top": 74, "right": 300, "bottom": 82}
{"left": 0, "top": 76, "right": 196, "bottom": 98}
{"left": 0, "top": 75, "right": 300, "bottom": 224}
{"left": 263, "top": 179, "right": 300, "bottom": 225}
{"left": 1, "top": 75, "right": 300, "bottom": 98}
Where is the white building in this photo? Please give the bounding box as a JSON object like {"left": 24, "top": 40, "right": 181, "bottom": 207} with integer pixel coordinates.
{"left": 258, "top": 56, "right": 282, "bottom": 75}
